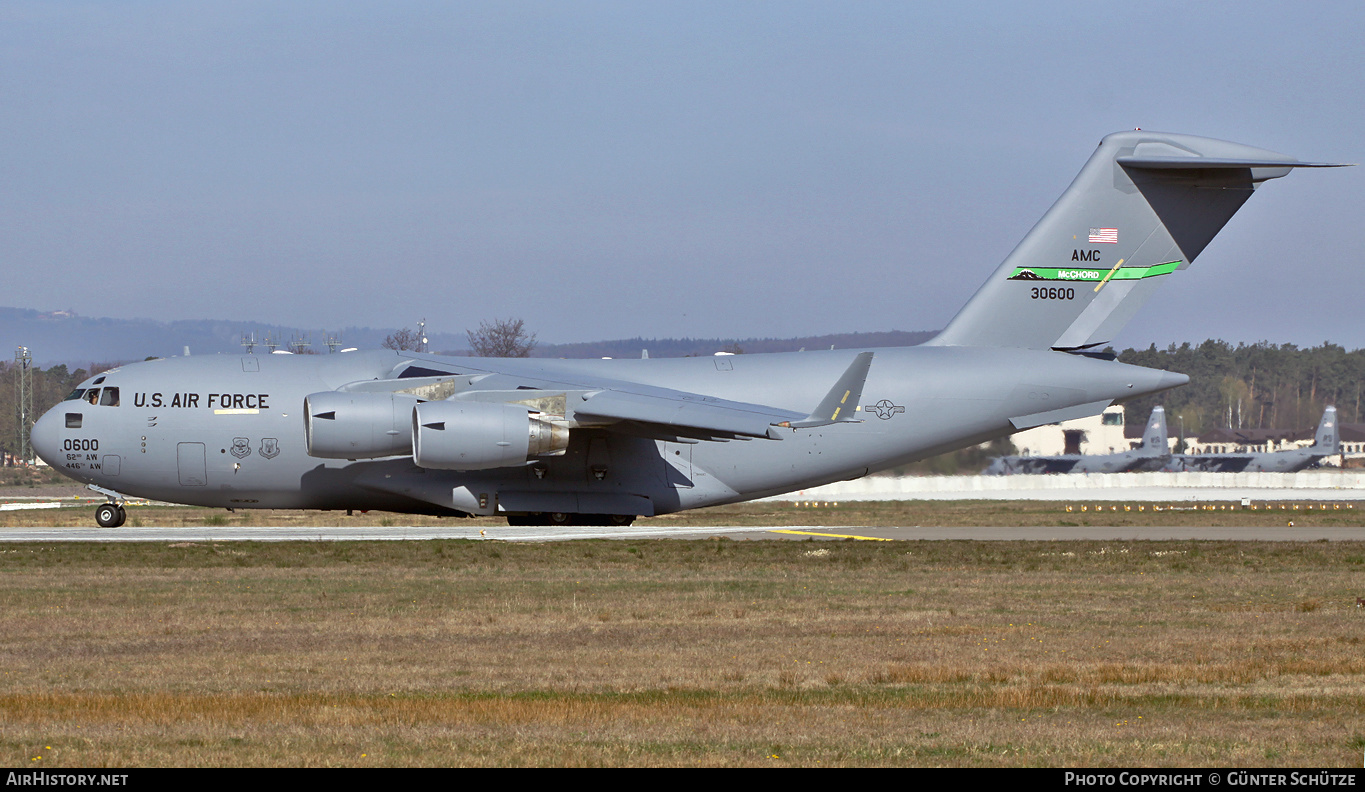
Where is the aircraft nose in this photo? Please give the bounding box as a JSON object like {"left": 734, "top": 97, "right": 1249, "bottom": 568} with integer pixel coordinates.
{"left": 30, "top": 407, "right": 62, "bottom": 467}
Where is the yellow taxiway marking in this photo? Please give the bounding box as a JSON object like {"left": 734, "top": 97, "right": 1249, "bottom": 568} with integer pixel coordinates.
{"left": 769, "top": 529, "right": 894, "bottom": 541}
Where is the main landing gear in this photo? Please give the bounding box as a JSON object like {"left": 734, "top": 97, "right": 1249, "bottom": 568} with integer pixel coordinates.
{"left": 506, "top": 513, "right": 636, "bottom": 527}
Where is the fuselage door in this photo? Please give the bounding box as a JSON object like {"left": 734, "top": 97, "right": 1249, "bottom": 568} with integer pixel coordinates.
{"left": 177, "top": 442, "right": 207, "bottom": 486}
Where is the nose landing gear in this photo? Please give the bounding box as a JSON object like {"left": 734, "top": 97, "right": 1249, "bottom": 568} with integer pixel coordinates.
{"left": 87, "top": 484, "right": 128, "bottom": 528}
{"left": 94, "top": 502, "right": 127, "bottom": 528}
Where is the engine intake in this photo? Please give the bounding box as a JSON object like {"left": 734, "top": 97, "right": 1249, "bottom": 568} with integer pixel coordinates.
{"left": 413, "top": 400, "right": 569, "bottom": 470}
{"left": 304, "top": 391, "right": 417, "bottom": 459}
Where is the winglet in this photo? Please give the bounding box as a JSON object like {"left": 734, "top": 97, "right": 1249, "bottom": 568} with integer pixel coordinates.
{"left": 776, "top": 352, "right": 874, "bottom": 429}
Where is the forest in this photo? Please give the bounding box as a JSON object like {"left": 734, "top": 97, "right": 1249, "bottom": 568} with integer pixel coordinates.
{"left": 0, "top": 359, "right": 113, "bottom": 465}
{"left": 1114, "top": 340, "right": 1363, "bottom": 437}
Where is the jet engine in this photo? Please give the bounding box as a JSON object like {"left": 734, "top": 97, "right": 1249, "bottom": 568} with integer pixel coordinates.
{"left": 304, "top": 391, "right": 417, "bottom": 459}
{"left": 412, "top": 400, "right": 569, "bottom": 470}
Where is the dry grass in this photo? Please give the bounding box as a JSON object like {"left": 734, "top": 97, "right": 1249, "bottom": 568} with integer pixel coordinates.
{"left": 2, "top": 497, "right": 1363, "bottom": 530}
{"left": 1, "top": 538, "right": 1364, "bottom": 766}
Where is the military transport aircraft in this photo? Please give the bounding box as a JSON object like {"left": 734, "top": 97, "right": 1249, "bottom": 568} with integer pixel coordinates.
{"left": 1165, "top": 406, "right": 1340, "bottom": 473}
{"left": 982, "top": 406, "right": 1169, "bottom": 475}
{"left": 30, "top": 131, "right": 1346, "bottom": 527}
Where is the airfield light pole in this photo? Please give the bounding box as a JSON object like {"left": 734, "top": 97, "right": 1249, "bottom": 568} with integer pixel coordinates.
{"left": 14, "top": 347, "right": 33, "bottom": 465}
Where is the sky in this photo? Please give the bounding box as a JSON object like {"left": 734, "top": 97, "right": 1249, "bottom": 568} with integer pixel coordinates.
{"left": 2, "top": 1, "right": 1362, "bottom": 350}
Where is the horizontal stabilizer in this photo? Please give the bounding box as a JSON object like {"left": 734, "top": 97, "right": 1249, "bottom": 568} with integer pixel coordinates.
{"left": 1117, "top": 156, "right": 1350, "bottom": 171}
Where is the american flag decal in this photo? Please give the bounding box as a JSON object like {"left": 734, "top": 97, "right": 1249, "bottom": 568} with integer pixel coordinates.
{"left": 1088, "top": 227, "right": 1118, "bottom": 244}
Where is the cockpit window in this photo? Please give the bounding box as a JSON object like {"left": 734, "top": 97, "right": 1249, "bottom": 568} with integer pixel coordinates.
{"left": 64, "top": 389, "right": 86, "bottom": 402}
{"left": 99, "top": 387, "right": 120, "bottom": 407}
{"left": 86, "top": 389, "right": 100, "bottom": 405}
{"left": 92, "top": 377, "right": 105, "bottom": 385}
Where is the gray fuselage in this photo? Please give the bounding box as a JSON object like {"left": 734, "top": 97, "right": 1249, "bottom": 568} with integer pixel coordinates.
{"left": 32, "top": 346, "right": 1185, "bottom": 517}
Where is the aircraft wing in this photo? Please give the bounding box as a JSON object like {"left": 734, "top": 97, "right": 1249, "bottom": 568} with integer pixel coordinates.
{"left": 338, "top": 352, "right": 875, "bottom": 443}
{"left": 569, "top": 388, "right": 803, "bottom": 441}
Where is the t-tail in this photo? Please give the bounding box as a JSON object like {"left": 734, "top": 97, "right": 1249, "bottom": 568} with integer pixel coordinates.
{"left": 1313, "top": 406, "right": 1339, "bottom": 455}
{"left": 927, "top": 131, "right": 1347, "bottom": 351}
{"left": 1141, "top": 406, "right": 1168, "bottom": 454}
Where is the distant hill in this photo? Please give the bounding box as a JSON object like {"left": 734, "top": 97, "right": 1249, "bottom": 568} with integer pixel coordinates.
{"left": 0, "top": 306, "right": 937, "bottom": 366}
{"left": 0, "top": 307, "right": 467, "bottom": 367}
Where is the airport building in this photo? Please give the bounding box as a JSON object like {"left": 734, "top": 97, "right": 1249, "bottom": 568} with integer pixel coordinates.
{"left": 1008, "top": 405, "right": 1130, "bottom": 457}
{"left": 1007, "top": 405, "right": 1365, "bottom": 466}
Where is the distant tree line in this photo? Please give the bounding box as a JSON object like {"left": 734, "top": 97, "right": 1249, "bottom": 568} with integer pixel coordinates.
{"left": 0, "top": 360, "right": 114, "bottom": 464}
{"left": 882, "top": 340, "right": 1365, "bottom": 475}
{"left": 1115, "top": 341, "right": 1365, "bottom": 436}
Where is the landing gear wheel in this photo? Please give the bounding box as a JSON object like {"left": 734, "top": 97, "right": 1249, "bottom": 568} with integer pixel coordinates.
{"left": 95, "top": 503, "right": 126, "bottom": 528}
{"left": 548, "top": 512, "right": 572, "bottom": 525}
{"left": 608, "top": 514, "right": 636, "bottom": 527}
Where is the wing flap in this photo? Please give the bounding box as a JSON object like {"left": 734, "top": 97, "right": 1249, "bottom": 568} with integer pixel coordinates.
{"left": 573, "top": 389, "right": 801, "bottom": 440}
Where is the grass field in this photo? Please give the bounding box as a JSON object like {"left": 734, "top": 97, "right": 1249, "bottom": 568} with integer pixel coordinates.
{"left": 2, "top": 509, "right": 1364, "bottom": 766}
{"left": 2, "top": 497, "right": 1363, "bottom": 529}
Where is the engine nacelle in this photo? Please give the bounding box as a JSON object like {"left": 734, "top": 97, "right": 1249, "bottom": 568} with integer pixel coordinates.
{"left": 412, "top": 400, "right": 569, "bottom": 470}
{"left": 304, "top": 391, "right": 417, "bottom": 459}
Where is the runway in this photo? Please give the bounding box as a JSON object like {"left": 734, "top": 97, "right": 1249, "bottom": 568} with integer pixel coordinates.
{"left": 2, "top": 524, "right": 1362, "bottom": 542}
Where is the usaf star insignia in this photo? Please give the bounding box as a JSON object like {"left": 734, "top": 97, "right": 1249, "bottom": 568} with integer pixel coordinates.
{"left": 866, "top": 399, "right": 905, "bottom": 420}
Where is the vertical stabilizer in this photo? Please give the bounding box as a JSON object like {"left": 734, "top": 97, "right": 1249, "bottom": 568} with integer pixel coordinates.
{"left": 1314, "top": 406, "right": 1339, "bottom": 454}
{"left": 927, "top": 132, "right": 1345, "bottom": 350}
{"left": 1142, "top": 406, "right": 1168, "bottom": 453}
